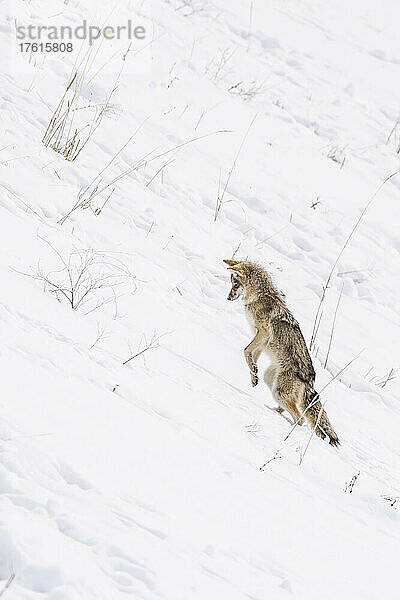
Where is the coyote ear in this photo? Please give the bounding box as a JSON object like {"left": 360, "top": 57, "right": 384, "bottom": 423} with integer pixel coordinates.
{"left": 223, "top": 259, "right": 239, "bottom": 266}
{"left": 224, "top": 261, "right": 248, "bottom": 278}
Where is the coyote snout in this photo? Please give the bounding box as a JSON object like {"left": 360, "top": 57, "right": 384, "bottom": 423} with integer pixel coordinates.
{"left": 223, "top": 258, "right": 340, "bottom": 447}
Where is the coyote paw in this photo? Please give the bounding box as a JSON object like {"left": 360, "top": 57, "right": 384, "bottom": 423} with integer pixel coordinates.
{"left": 251, "top": 374, "right": 259, "bottom": 387}
{"left": 250, "top": 363, "right": 258, "bottom": 386}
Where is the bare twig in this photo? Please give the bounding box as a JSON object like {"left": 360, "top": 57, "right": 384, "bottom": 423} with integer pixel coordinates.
{"left": 146, "top": 157, "right": 176, "bottom": 188}
{"left": 231, "top": 242, "right": 241, "bottom": 258}
{"left": 247, "top": 0, "right": 253, "bottom": 52}
{"left": 0, "top": 183, "right": 45, "bottom": 222}
{"left": 344, "top": 471, "right": 360, "bottom": 493}
{"left": 382, "top": 494, "right": 399, "bottom": 508}
{"left": 229, "top": 79, "right": 269, "bottom": 102}
{"left": 260, "top": 450, "right": 281, "bottom": 471}
{"left": 123, "top": 331, "right": 166, "bottom": 365}
{"left": 369, "top": 367, "right": 397, "bottom": 388}
{"left": 327, "top": 145, "right": 347, "bottom": 167}
{"left": 194, "top": 109, "right": 205, "bottom": 131}
{"left": 245, "top": 421, "right": 261, "bottom": 436}
{"left": 0, "top": 566, "right": 15, "bottom": 598}
{"left": 16, "top": 237, "right": 136, "bottom": 313}
{"left": 205, "top": 47, "right": 236, "bottom": 82}
{"left": 310, "top": 197, "right": 320, "bottom": 210}
{"left": 323, "top": 282, "right": 344, "bottom": 368}
{"left": 90, "top": 323, "right": 110, "bottom": 349}
{"left": 386, "top": 116, "right": 400, "bottom": 151}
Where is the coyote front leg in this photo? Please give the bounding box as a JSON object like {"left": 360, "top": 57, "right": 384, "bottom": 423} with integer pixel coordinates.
{"left": 244, "top": 330, "right": 264, "bottom": 387}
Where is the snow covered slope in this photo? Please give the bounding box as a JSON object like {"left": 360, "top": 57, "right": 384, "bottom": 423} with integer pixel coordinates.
{"left": 1, "top": 0, "right": 400, "bottom": 598}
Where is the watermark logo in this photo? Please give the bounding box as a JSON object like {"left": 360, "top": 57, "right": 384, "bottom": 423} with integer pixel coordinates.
{"left": 16, "top": 20, "right": 146, "bottom": 46}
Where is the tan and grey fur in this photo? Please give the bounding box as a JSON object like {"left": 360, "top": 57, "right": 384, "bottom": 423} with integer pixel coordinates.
{"left": 224, "top": 259, "right": 339, "bottom": 446}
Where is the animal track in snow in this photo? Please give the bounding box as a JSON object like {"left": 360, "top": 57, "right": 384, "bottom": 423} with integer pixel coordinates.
{"left": 58, "top": 463, "right": 94, "bottom": 492}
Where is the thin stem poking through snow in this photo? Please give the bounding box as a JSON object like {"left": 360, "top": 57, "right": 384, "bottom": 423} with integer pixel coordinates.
{"left": 214, "top": 114, "right": 257, "bottom": 221}
{"left": 323, "top": 282, "right": 344, "bottom": 369}
{"left": 59, "top": 129, "right": 231, "bottom": 224}
{"left": 309, "top": 170, "right": 400, "bottom": 352}
{"left": 0, "top": 566, "right": 15, "bottom": 598}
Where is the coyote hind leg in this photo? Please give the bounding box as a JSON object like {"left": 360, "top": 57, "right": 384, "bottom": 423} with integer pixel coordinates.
{"left": 298, "top": 393, "right": 326, "bottom": 439}
{"left": 264, "top": 366, "right": 301, "bottom": 425}
{"left": 274, "top": 372, "right": 305, "bottom": 426}
{"left": 263, "top": 364, "right": 277, "bottom": 390}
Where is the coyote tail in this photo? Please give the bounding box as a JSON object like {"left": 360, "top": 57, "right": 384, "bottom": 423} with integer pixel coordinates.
{"left": 304, "top": 386, "right": 340, "bottom": 447}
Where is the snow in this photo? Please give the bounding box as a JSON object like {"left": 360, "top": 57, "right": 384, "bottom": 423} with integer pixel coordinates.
{"left": 1, "top": 0, "right": 400, "bottom": 598}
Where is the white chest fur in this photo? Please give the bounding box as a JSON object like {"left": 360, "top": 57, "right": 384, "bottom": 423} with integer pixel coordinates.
{"left": 244, "top": 305, "right": 257, "bottom": 333}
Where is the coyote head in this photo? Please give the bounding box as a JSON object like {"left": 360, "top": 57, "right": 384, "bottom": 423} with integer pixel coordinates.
{"left": 223, "top": 259, "right": 249, "bottom": 301}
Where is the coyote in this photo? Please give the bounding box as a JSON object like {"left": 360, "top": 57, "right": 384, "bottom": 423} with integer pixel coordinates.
{"left": 224, "top": 259, "right": 339, "bottom": 446}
